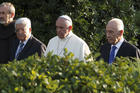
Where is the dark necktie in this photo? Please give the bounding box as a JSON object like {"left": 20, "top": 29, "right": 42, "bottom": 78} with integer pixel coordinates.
{"left": 15, "top": 42, "right": 24, "bottom": 59}
{"left": 109, "top": 45, "right": 117, "bottom": 64}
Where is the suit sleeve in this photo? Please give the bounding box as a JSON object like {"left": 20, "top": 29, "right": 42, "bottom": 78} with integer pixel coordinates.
{"left": 136, "top": 48, "right": 140, "bottom": 59}
{"left": 39, "top": 44, "right": 46, "bottom": 57}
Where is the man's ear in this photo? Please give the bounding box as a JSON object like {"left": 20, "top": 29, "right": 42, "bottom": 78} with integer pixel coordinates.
{"left": 10, "top": 13, "right": 15, "bottom": 18}
{"left": 29, "top": 28, "right": 32, "bottom": 33}
{"left": 120, "top": 30, "right": 124, "bottom": 36}
{"left": 69, "top": 26, "right": 72, "bottom": 31}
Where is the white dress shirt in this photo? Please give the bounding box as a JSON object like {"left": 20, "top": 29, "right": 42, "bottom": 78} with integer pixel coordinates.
{"left": 44, "top": 31, "right": 91, "bottom": 61}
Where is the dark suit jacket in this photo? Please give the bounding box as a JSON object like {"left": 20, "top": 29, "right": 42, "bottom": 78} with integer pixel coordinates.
{"left": 10, "top": 35, "right": 46, "bottom": 61}
{"left": 98, "top": 40, "right": 140, "bottom": 63}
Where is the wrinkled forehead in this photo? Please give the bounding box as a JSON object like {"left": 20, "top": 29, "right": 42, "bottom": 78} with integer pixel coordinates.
{"left": 106, "top": 21, "right": 121, "bottom": 31}
{"left": 16, "top": 23, "right": 26, "bottom": 29}
{"left": 106, "top": 18, "right": 124, "bottom": 31}
{"left": 0, "top": 6, "right": 8, "bottom": 12}
{"left": 56, "top": 18, "right": 68, "bottom": 26}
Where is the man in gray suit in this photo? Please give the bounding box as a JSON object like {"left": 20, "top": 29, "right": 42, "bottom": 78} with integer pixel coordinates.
{"left": 10, "top": 17, "right": 46, "bottom": 61}
{"left": 98, "top": 18, "right": 140, "bottom": 64}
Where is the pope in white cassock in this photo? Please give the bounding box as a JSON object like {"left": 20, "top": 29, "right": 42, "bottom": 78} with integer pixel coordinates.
{"left": 44, "top": 15, "right": 91, "bottom": 61}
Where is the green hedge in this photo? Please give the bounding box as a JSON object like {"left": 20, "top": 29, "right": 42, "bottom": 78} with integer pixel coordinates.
{"left": 0, "top": 0, "right": 140, "bottom": 52}
{"left": 0, "top": 52, "right": 140, "bottom": 93}
{"left": 0, "top": 1, "right": 140, "bottom": 92}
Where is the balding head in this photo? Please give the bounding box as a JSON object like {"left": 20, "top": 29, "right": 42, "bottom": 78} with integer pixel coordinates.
{"left": 106, "top": 18, "right": 124, "bottom": 45}
{"left": 107, "top": 18, "right": 124, "bottom": 31}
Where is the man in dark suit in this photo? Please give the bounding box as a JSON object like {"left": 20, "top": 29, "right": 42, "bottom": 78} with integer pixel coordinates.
{"left": 10, "top": 17, "right": 46, "bottom": 61}
{"left": 99, "top": 18, "right": 140, "bottom": 64}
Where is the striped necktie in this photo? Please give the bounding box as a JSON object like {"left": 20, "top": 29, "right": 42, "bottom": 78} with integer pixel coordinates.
{"left": 15, "top": 42, "right": 24, "bottom": 59}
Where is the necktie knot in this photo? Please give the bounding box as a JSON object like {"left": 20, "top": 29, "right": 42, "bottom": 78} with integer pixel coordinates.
{"left": 109, "top": 45, "right": 117, "bottom": 64}
{"left": 112, "top": 45, "right": 117, "bottom": 50}
{"left": 19, "top": 42, "right": 24, "bottom": 48}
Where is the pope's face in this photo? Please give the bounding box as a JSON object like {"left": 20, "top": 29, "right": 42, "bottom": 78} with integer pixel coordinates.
{"left": 56, "top": 18, "right": 70, "bottom": 39}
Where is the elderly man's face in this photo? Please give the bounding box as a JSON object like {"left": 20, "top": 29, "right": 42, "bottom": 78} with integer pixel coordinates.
{"left": 56, "top": 18, "right": 71, "bottom": 39}
{"left": 106, "top": 23, "right": 122, "bottom": 45}
{"left": 16, "top": 24, "right": 31, "bottom": 42}
{"left": 0, "top": 6, "right": 11, "bottom": 25}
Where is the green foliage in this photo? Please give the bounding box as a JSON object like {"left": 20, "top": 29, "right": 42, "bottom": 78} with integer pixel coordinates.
{"left": 0, "top": 0, "right": 140, "bottom": 91}
{"left": 0, "top": 53, "right": 140, "bottom": 92}
{"left": 135, "top": 11, "right": 140, "bottom": 48}
{"left": 0, "top": 0, "right": 140, "bottom": 52}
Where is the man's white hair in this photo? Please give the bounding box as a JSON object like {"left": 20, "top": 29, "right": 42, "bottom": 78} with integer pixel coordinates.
{"left": 58, "top": 15, "right": 72, "bottom": 26}
{"left": 15, "top": 17, "right": 31, "bottom": 29}
{"left": 108, "top": 18, "right": 124, "bottom": 31}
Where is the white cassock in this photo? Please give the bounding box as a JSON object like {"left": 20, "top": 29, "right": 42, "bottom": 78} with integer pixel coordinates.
{"left": 44, "top": 31, "right": 91, "bottom": 61}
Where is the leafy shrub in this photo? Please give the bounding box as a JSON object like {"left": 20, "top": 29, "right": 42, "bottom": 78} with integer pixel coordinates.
{"left": 0, "top": 0, "right": 140, "bottom": 92}
{"left": 0, "top": 52, "right": 140, "bottom": 93}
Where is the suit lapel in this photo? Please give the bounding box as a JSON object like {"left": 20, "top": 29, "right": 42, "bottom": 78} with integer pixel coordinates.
{"left": 106, "top": 44, "right": 111, "bottom": 62}
{"left": 18, "top": 36, "right": 33, "bottom": 59}
{"left": 12, "top": 38, "right": 20, "bottom": 58}
{"left": 116, "top": 40, "right": 126, "bottom": 57}
{"left": 101, "top": 43, "right": 111, "bottom": 62}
